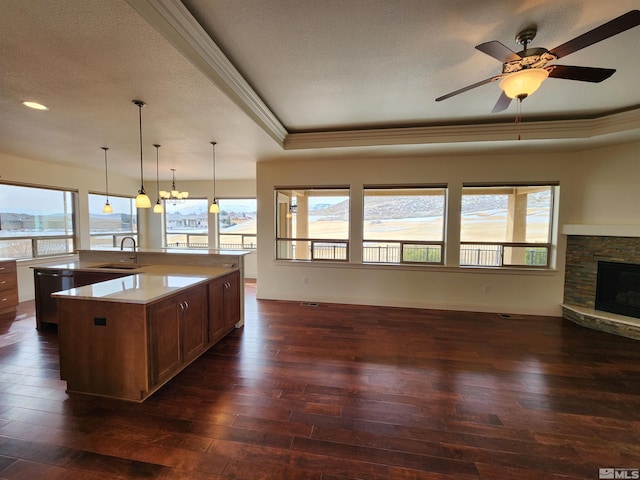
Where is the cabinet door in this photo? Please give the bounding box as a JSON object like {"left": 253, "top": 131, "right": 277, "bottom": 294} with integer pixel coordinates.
{"left": 181, "top": 285, "right": 207, "bottom": 363}
{"left": 148, "top": 297, "right": 181, "bottom": 386}
{"left": 208, "top": 278, "right": 226, "bottom": 344}
{"left": 223, "top": 271, "right": 241, "bottom": 330}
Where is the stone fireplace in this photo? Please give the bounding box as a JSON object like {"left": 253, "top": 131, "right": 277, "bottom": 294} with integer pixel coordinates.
{"left": 562, "top": 231, "right": 640, "bottom": 340}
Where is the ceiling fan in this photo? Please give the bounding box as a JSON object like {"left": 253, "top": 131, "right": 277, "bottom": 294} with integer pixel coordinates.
{"left": 435, "top": 10, "right": 640, "bottom": 113}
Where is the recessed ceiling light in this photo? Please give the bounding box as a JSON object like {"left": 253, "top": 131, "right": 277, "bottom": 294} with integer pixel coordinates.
{"left": 22, "top": 101, "right": 48, "bottom": 110}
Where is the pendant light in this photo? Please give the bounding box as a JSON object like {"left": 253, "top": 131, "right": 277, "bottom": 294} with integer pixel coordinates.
{"left": 133, "top": 100, "right": 151, "bottom": 208}
{"left": 101, "top": 147, "right": 113, "bottom": 214}
{"left": 209, "top": 141, "right": 219, "bottom": 214}
{"left": 153, "top": 144, "right": 164, "bottom": 213}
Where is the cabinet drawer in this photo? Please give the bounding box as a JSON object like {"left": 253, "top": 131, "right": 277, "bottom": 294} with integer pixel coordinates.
{"left": 0, "top": 290, "right": 18, "bottom": 308}
{"left": 0, "top": 261, "right": 17, "bottom": 275}
{"left": 0, "top": 260, "right": 18, "bottom": 310}
{"left": 0, "top": 273, "right": 18, "bottom": 294}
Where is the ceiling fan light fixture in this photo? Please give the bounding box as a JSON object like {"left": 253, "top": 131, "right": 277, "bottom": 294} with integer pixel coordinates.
{"left": 499, "top": 68, "right": 549, "bottom": 99}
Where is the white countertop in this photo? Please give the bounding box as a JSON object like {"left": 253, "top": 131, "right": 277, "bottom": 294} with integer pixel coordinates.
{"left": 48, "top": 264, "right": 235, "bottom": 304}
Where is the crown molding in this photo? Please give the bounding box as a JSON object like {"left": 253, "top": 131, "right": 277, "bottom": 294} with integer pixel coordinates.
{"left": 284, "top": 108, "right": 640, "bottom": 150}
{"left": 127, "top": 0, "right": 288, "bottom": 146}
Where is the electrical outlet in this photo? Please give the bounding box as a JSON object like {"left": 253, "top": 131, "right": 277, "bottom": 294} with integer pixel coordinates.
{"left": 303, "top": 277, "right": 309, "bottom": 285}
{"left": 483, "top": 285, "right": 491, "bottom": 294}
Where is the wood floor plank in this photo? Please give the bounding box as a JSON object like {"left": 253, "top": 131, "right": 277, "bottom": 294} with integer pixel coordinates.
{"left": 0, "top": 293, "right": 638, "bottom": 479}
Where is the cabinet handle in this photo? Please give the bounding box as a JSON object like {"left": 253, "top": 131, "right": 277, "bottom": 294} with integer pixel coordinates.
{"left": 1, "top": 298, "right": 7, "bottom": 302}
{"left": 0, "top": 281, "right": 5, "bottom": 285}
{"left": 179, "top": 302, "right": 185, "bottom": 313}
{"left": 183, "top": 300, "right": 189, "bottom": 311}
{"left": 0, "top": 267, "right": 5, "bottom": 271}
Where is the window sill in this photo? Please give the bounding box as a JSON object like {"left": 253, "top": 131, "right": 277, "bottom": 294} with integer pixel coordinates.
{"left": 273, "top": 260, "right": 558, "bottom": 276}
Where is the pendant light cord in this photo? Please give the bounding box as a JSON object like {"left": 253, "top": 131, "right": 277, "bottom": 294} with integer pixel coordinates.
{"left": 211, "top": 141, "right": 217, "bottom": 200}
{"left": 138, "top": 104, "right": 144, "bottom": 188}
{"left": 102, "top": 147, "right": 109, "bottom": 202}
{"left": 154, "top": 144, "right": 161, "bottom": 198}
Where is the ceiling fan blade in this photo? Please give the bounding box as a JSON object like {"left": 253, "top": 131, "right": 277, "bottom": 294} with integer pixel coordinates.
{"left": 475, "top": 41, "right": 521, "bottom": 63}
{"left": 435, "top": 77, "right": 498, "bottom": 102}
{"left": 549, "top": 10, "right": 640, "bottom": 59}
{"left": 548, "top": 65, "right": 616, "bottom": 82}
{"left": 491, "top": 92, "right": 512, "bottom": 113}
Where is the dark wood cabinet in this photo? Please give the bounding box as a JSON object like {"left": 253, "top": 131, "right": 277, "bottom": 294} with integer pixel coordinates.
{"left": 57, "top": 270, "right": 241, "bottom": 402}
{"left": 179, "top": 285, "right": 207, "bottom": 364}
{"left": 0, "top": 259, "right": 18, "bottom": 315}
{"left": 208, "top": 270, "right": 240, "bottom": 344}
{"left": 148, "top": 296, "right": 182, "bottom": 387}
{"left": 148, "top": 284, "right": 207, "bottom": 387}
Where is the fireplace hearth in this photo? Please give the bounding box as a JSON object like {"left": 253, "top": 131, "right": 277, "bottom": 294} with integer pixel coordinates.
{"left": 595, "top": 261, "right": 640, "bottom": 319}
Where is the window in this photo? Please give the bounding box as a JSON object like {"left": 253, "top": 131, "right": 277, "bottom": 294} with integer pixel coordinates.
{"left": 88, "top": 194, "right": 137, "bottom": 248}
{"left": 363, "top": 186, "right": 446, "bottom": 264}
{"left": 0, "top": 183, "right": 76, "bottom": 258}
{"left": 218, "top": 198, "right": 257, "bottom": 249}
{"left": 164, "top": 198, "right": 208, "bottom": 248}
{"left": 460, "top": 184, "right": 555, "bottom": 267}
{"left": 276, "top": 187, "right": 349, "bottom": 261}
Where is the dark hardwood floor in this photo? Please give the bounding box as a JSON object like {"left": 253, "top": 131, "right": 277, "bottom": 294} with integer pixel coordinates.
{"left": 0, "top": 282, "right": 639, "bottom": 479}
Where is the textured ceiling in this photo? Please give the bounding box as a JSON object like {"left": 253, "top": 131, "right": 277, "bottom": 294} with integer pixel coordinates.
{"left": 183, "top": 0, "right": 640, "bottom": 130}
{"left": 1, "top": 0, "right": 639, "bottom": 181}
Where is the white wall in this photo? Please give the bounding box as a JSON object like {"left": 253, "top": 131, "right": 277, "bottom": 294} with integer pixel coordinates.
{"left": 256, "top": 141, "right": 640, "bottom": 316}
{"left": 562, "top": 142, "right": 640, "bottom": 225}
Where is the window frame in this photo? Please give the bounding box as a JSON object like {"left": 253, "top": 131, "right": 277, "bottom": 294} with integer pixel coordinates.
{"left": 217, "top": 197, "right": 257, "bottom": 250}
{"left": 88, "top": 192, "right": 137, "bottom": 249}
{"left": 460, "top": 183, "right": 556, "bottom": 269}
{"left": 163, "top": 197, "right": 209, "bottom": 249}
{"left": 0, "top": 181, "right": 78, "bottom": 259}
{"left": 362, "top": 185, "right": 447, "bottom": 266}
{"left": 275, "top": 186, "right": 350, "bottom": 262}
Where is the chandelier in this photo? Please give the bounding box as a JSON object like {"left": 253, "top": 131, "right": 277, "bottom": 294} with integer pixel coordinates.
{"left": 160, "top": 168, "right": 189, "bottom": 200}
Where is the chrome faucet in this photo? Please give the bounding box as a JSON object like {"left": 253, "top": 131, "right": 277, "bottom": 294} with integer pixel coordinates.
{"left": 120, "top": 236, "right": 137, "bottom": 263}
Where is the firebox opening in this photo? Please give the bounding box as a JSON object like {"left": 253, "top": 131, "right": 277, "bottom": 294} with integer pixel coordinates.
{"left": 595, "top": 261, "right": 640, "bottom": 319}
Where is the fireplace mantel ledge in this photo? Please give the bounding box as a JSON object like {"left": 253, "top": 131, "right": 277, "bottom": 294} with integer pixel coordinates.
{"left": 561, "top": 224, "right": 640, "bottom": 238}
{"left": 562, "top": 304, "right": 640, "bottom": 341}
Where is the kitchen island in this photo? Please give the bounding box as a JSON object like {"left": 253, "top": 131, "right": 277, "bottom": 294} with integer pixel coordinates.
{"left": 42, "top": 248, "right": 248, "bottom": 402}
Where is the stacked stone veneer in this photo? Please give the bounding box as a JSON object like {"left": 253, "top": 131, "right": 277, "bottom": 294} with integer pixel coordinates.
{"left": 564, "top": 235, "right": 640, "bottom": 308}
